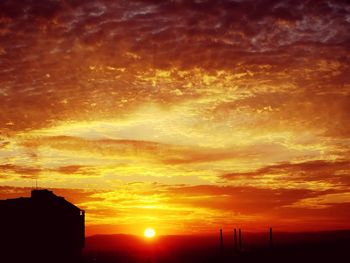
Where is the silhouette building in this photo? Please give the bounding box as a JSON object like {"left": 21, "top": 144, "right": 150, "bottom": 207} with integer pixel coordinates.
{"left": 0, "top": 189, "right": 85, "bottom": 263}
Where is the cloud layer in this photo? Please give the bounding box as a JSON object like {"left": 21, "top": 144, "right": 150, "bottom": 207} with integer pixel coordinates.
{"left": 0, "top": 0, "right": 349, "bottom": 235}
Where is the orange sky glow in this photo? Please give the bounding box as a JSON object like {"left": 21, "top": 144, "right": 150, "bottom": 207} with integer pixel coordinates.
{"left": 0, "top": 0, "right": 350, "bottom": 236}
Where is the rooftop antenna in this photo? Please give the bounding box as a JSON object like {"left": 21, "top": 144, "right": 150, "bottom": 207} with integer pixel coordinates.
{"left": 35, "top": 178, "right": 38, "bottom": 189}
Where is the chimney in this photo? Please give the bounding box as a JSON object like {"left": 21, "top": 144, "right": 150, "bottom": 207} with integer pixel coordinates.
{"left": 220, "top": 227, "right": 224, "bottom": 254}
{"left": 238, "top": 228, "right": 242, "bottom": 251}
{"left": 234, "top": 228, "right": 237, "bottom": 251}
{"left": 269, "top": 227, "right": 273, "bottom": 249}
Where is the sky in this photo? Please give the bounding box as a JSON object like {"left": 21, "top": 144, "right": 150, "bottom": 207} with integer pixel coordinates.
{"left": 0, "top": 0, "right": 350, "bottom": 236}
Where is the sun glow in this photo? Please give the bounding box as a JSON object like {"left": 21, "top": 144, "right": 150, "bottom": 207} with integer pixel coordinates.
{"left": 144, "top": 227, "right": 156, "bottom": 238}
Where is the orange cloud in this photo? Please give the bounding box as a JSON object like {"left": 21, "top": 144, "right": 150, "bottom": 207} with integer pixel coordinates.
{"left": 222, "top": 160, "right": 350, "bottom": 189}
{"left": 0, "top": 164, "right": 41, "bottom": 178}
{"left": 0, "top": 0, "right": 349, "bottom": 235}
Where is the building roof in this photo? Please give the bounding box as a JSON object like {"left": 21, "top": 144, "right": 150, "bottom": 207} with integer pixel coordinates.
{"left": 0, "top": 189, "right": 83, "bottom": 213}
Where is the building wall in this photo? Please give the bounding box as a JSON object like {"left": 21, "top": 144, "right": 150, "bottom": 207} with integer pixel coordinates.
{"left": 0, "top": 191, "right": 84, "bottom": 263}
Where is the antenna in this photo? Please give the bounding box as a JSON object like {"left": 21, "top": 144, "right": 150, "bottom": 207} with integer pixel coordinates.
{"left": 35, "top": 178, "right": 38, "bottom": 189}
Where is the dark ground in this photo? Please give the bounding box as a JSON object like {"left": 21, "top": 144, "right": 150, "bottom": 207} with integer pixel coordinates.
{"left": 82, "top": 230, "right": 350, "bottom": 263}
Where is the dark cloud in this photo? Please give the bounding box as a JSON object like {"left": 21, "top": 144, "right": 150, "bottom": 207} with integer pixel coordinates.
{"left": 0, "top": 164, "right": 42, "bottom": 178}
{"left": 0, "top": 0, "right": 349, "bottom": 132}
{"left": 273, "top": 202, "right": 350, "bottom": 229}
{"left": 164, "top": 184, "right": 332, "bottom": 213}
{"left": 52, "top": 165, "right": 94, "bottom": 175}
{"left": 20, "top": 136, "right": 293, "bottom": 165}
{"left": 0, "top": 162, "right": 95, "bottom": 178}
{"left": 222, "top": 160, "right": 350, "bottom": 187}
{"left": 0, "top": 0, "right": 64, "bottom": 19}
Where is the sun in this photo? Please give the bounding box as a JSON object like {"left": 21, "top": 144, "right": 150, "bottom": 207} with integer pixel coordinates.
{"left": 144, "top": 227, "right": 156, "bottom": 238}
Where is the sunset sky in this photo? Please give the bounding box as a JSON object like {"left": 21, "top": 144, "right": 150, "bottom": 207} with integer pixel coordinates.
{"left": 0, "top": 0, "right": 349, "bottom": 236}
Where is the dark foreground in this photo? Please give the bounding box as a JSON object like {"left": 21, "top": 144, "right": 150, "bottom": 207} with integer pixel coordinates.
{"left": 82, "top": 230, "right": 350, "bottom": 263}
